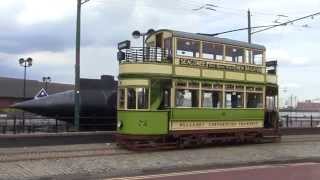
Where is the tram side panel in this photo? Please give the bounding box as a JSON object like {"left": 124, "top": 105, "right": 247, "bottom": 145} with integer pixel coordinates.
{"left": 117, "top": 110, "right": 168, "bottom": 135}
{"left": 169, "top": 109, "right": 264, "bottom": 132}
{"left": 117, "top": 79, "right": 169, "bottom": 136}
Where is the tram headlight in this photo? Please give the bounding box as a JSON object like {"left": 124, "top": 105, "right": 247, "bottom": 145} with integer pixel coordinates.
{"left": 117, "top": 120, "right": 123, "bottom": 129}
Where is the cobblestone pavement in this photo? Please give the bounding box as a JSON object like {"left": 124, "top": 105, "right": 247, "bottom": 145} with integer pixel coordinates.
{"left": 1, "top": 135, "right": 320, "bottom": 180}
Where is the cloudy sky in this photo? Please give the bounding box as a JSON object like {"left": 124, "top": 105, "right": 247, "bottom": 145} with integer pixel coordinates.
{"left": 0, "top": 0, "right": 320, "bottom": 103}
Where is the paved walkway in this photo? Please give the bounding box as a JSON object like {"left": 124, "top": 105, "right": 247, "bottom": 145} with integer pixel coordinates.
{"left": 110, "top": 163, "right": 320, "bottom": 180}
{"left": 0, "top": 135, "right": 320, "bottom": 179}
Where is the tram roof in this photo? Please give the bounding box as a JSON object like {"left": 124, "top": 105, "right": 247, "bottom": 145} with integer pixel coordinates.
{"left": 151, "top": 29, "right": 266, "bottom": 50}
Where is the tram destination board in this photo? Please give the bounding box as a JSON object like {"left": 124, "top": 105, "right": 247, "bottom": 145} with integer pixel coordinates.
{"left": 179, "top": 58, "right": 263, "bottom": 73}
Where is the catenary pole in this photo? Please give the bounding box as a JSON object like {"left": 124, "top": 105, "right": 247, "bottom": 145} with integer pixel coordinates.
{"left": 247, "top": 9, "right": 251, "bottom": 44}
{"left": 74, "top": 0, "right": 91, "bottom": 130}
{"left": 74, "top": 0, "right": 81, "bottom": 130}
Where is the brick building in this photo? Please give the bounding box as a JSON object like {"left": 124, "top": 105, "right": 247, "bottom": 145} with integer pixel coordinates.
{"left": 0, "top": 77, "right": 73, "bottom": 109}
{"left": 296, "top": 100, "right": 320, "bottom": 112}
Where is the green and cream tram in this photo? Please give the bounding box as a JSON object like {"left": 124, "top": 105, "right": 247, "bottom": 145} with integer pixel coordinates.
{"left": 116, "top": 29, "right": 279, "bottom": 150}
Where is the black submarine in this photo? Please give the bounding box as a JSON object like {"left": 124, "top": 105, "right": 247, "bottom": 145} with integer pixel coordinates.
{"left": 12, "top": 75, "right": 117, "bottom": 130}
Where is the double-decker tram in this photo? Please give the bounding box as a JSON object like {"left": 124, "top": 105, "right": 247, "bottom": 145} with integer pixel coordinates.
{"left": 116, "top": 29, "right": 279, "bottom": 150}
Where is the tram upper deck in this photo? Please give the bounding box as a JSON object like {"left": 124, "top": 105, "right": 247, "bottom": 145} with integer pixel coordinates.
{"left": 118, "top": 29, "right": 277, "bottom": 85}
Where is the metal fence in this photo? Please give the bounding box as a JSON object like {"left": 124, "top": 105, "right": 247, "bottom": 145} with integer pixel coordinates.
{"left": 280, "top": 115, "right": 320, "bottom": 128}
{"left": 0, "top": 114, "right": 69, "bottom": 134}
{"left": 0, "top": 113, "right": 116, "bottom": 134}
{"left": 2, "top": 113, "right": 318, "bottom": 134}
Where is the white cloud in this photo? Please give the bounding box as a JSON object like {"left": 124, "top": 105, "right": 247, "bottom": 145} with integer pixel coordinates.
{"left": 17, "top": 0, "right": 75, "bottom": 25}
{"left": 248, "top": 0, "right": 320, "bottom": 14}
{"left": 1, "top": 0, "right": 320, "bottom": 100}
{"left": 267, "top": 49, "right": 309, "bottom": 66}
{"left": 21, "top": 50, "right": 74, "bottom": 66}
{"left": 280, "top": 83, "right": 301, "bottom": 89}
{"left": 81, "top": 46, "right": 118, "bottom": 79}
{"left": 0, "top": 50, "right": 73, "bottom": 68}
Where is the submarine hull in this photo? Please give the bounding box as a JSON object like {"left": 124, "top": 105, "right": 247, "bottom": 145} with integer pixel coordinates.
{"left": 12, "top": 75, "right": 117, "bottom": 131}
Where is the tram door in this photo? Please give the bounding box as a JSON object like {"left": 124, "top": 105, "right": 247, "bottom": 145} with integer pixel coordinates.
{"left": 156, "top": 33, "right": 163, "bottom": 48}
{"left": 264, "top": 86, "right": 279, "bottom": 128}
{"left": 149, "top": 79, "right": 171, "bottom": 110}
{"left": 159, "top": 79, "right": 171, "bottom": 109}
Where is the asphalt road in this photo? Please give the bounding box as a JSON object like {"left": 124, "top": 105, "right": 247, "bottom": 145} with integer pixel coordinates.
{"left": 110, "top": 162, "right": 320, "bottom": 180}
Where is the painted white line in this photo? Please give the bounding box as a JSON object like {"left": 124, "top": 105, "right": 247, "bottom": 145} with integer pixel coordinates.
{"left": 108, "top": 162, "right": 319, "bottom": 180}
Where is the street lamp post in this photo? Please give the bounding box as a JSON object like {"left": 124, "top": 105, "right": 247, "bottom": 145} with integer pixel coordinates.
{"left": 19, "top": 57, "right": 33, "bottom": 132}
{"left": 42, "top": 76, "right": 51, "bottom": 91}
{"left": 132, "top": 29, "right": 155, "bottom": 61}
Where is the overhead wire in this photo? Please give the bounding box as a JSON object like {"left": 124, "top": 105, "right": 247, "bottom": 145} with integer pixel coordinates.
{"left": 252, "top": 11, "right": 320, "bottom": 34}
{"left": 88, "top": 0, "right": 319, "bottom": 34}
{"left": 183, "top": 0, "right": 317, "bottom": 17}
{"left": 92, "top": 0, "right": 318, "bottom": 19}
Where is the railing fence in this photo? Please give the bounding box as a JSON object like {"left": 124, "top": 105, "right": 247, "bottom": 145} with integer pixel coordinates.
{"left": 280, "top": 115, "right": 320, "bottom": 128}
{"left": 122, "top": 47, "right": 171, "bottom": 63}
{"left": 0, "top": 114, "right": 116, "bottom": 134}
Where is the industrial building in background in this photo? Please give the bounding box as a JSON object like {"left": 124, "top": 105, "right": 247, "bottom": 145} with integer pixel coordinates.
{"left": 0, "top": 77, "right": 73, "bottom": 109}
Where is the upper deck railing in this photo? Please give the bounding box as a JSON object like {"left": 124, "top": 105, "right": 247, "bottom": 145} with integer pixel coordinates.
{"left": 119, "top": 47, "right": 172, "bottom": 63}
{"left": 118, "top": 47, "right": 277, "bottom": 77}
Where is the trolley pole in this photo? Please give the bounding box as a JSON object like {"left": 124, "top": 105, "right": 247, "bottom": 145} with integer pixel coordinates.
{"left": 247, "top": 9, "right": 252, "bottom": 44}
{"left": 74, "top": 0, "right": 81, "bottom": 130}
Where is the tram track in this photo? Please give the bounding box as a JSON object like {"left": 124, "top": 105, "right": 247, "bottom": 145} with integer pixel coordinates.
{"left": 280, "top": 135, "right": 320, "bottom": 144}
{"left": 0, "top": 145, "right": 132, "bottom": 163}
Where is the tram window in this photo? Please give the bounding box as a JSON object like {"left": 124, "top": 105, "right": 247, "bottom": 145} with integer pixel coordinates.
{"left": 127, "top": 88, "right": 136, "bottom": 109}
{"left": 188, "top": 82, "right": 199, "bottom": 88}
{"left": 255, "top": 87, "right": 263, "bottom": 92}
{"left": 176, "top": 89, "right": 199, "bottom": 107}
{"left": 247, "top": 93, "right": 263, "bottom": 108}
{"left": 137, "top": 88, "right": 149, "bottom": 109}
{"left": 202, "top": 42, "right": 223, "bottom": 60}
{"left": 202, "top": 91, "right": 222, "bottom": 108}
{"left": 118, "top": 88, "right": 125, "bottom": 109}
{"left": 245, "top": 49, "right": 252, "bottom": 64}
{"left": 176, "top": 38, "right": 200, "bottom": 58}
{"left": 176, "top": 81, "right": 187, "bottom": 87}
{"left": 225, "top": 46, "right": 244, "bottom": 63}
{"left": 225, "top": 92, "right": 244, "bottom": 108}
{"left": 225, "top": 84, "right": 234, "bottom": 91}
{"left": 235, "top": 85, "right": 244, "bottom": 91}
{"left": 202, "top": 82, "right": 212, "bottom": 89}
{"left": 246, "top": 86, "right": 255, "bottom": 92}
{"left": 213, "top": 84, "right": 223, "bottom": 90}
{"left": 252, "top": 50, "right": 263, "bottom": 65}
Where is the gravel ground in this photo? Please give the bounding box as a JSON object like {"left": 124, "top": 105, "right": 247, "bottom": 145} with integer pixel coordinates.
{"left": 1, "top": 135, "right": 320, "bottom": 180}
